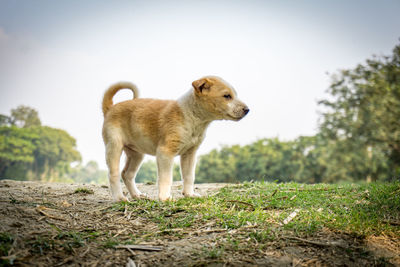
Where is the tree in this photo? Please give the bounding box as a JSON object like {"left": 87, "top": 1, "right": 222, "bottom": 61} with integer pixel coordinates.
{"left": 136, "top": 160, "right": 158, "bottom": 183}
{"left": 195, "top": 138, "right": 321, "bottom": 183}
{"left": 0, "top": 126, "right": 37, "bottom": 179}
{"left": 0, "top": 106, "right": 81, "bottom": 181}
{"left": 319, "top": 42, "right": 400, "bottom": 181}
{"left": 0, "top": 115, "right": 12, "bottom": 126}
{"left": 66, "top": 161, "right": 108, "bottom": 184}
{"left": 30, "top": 126, "right": 81, "bottom": 181}
{"left": 136, "top": 160, "right": 181, "bottom": 183}
{"left": 10, "top": 105, "right": 41, "bottom": 128}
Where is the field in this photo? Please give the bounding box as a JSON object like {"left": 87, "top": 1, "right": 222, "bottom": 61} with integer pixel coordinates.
{"left": 0, "top": 180, "right": 399, "bottom": 266}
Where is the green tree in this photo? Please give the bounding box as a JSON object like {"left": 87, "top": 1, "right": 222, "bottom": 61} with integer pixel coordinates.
{"left": 0, "top": 106, "right": 81, "bottom": 181}
{"left": 0, "top": 126, "right": 37, "bottom": 179}
{"left": 196, "top": 138, "right": 317, "bottom": 183}
{"left": 136, "top": 160, "right": 181, "bottom": 183}
{"left": 293, "top": 135, "right": 327, "bottom": 183}
{"left": 196, "top": 147, "right": 238, "bottom": 183}
{"left": 136, "top": 160, "right": 157, "bottom": 183}
{"left": 0, "top": 115, "right": 12, "bottom": 126}
{"left": 10, "top": 105, "right": 41, "bottom": 128}
{"left": 67, "top": 161, "right": 108, "bottom": 184}
{"left": 319, "top": 42, "right": 400, "bottom": 181}
{"left": 30, "top": 126, "right": 81, "bottom": 181}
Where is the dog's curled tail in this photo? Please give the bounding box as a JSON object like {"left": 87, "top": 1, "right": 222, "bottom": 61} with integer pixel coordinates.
{"left": 102, "top": 82, "right": 140, "bottom": 116}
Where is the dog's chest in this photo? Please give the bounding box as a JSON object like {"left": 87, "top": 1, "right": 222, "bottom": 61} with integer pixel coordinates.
{"left": 179, "top": 123, "right": 207, "bottom": 154}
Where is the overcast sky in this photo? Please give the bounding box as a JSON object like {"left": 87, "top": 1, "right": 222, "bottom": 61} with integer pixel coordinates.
{"left": 1, "top": 0, "right": 399, "bottom": 169}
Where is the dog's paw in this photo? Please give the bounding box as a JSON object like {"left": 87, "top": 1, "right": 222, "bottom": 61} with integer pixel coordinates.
{"left": 114, "top": 195, "right": 129, "bottom": 202}
{"left": 183, "top": 192, "right": 201, "bottom": 198}
{"left": 132, "top": 192, "right": 150, "bottom": 200}
{"left": 158, "top": 194, "right": 172, "bottom": 202}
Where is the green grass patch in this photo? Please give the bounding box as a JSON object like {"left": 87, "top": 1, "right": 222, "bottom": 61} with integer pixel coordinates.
{"left": 0, "top": 232, "right": 14, "bottom": 256}
{"left": 73, "top": 188, "right": 94, "bottom": 194}
{"left": 102, "top": 238, "right": 120, "bottom": 249}
{"left": 29, "top": 236, "right": 55, "bottom": 255}
{"left": 56, "top": 231, "right": 100, "bottom": 252}
{"left": 26, "top": 230, "right": 104, "bottom": 255}
{"left": 202, "top": 245, "right": 225, "bottom": 259}
{"left": 0, "top": 232, "right": 14, "bottom": 266}
{"left": 114, "top": 181, "right": 399, "bottom": 240}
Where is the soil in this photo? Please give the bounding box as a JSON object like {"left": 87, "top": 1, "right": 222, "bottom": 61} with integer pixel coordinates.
{"left": 0, "top": 180, "right": 399, "bottom": 267}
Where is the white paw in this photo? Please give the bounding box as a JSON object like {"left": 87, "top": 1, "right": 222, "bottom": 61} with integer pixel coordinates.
{"left": 132, "top": 192, "right": 149, "bottom": 199}
{"left": 183, "top": 192, "right": 201, "bottom": 198}
{"left": 159, "top": 193, "right": 172, "bottom": 202}
{"left": 114, "top": 195, "right": 129, "bottom": 202}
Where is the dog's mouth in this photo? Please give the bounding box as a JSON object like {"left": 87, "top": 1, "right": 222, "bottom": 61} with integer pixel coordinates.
{"left": 227, "top": 113, "right": 248, "bottom": 121}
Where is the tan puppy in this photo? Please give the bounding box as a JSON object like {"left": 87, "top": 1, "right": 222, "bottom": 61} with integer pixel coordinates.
{"left": 102, "top": 76, "right": 249, "bottom": 201}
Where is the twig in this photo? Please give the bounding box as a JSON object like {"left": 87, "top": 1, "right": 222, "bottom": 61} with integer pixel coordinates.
{"left": 36, "top": 206, "right": 65, "bottom": 221}
{"left": 271, "top": 189, "right": 278, "bottom": 197}
{"left": 282, "top": 209, "right": 300, "bottom": 225}
{"left": 285, "top": 236, "right": 346, "bottom": 249}
{"left": 141, "top": 228, "right": 184, "bottom": 238}
{"left": 282, "top": 187, "right": 343, "bottom": 192}
{"left": 127, "top": 248, "right": 136, "bottom": 257}
{"left": 115, "top": 244, "right": 163, "bottom": 251}
{"left": 90, "top": 206, "right": 111, "bottom": 213}
{"left": 382, "top": 219, "right": 400, "bottom": 226}
{"left": 113, "top": 228, "right": 128, "bottom": 238}
{"left": 54, "top": 256, "right": 74, "bottom": 266}
{"left": 80, "top": 246, "right": 91, "bottom": 257}
{"left": 226, "top": 200, "right": 255, "bottom": 210}
{"left": 191, "top": 228, "right": 228, "bottom": 236}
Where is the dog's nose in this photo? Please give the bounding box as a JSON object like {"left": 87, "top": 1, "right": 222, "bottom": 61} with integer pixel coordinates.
{"left": 243, "top": 107, "right": 250, "bottom": 115}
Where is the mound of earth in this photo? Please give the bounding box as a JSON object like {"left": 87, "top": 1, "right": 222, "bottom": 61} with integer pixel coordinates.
{"left": 0, "top": 180, "right": 398, "bottom": 266}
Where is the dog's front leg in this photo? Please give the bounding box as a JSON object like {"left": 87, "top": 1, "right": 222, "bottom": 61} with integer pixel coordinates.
{"left": 180, "top": 147, "right": 201, "bottom": 197}
{"left": 156, "top": 150, "right": 174, "bottom": 201}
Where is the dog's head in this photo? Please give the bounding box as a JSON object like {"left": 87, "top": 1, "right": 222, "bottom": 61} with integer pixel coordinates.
{"left": 192, "top": 76, "right": 249, "bottom": 121}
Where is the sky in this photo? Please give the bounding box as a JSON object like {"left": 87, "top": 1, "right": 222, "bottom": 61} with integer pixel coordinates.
{"left": 1, "top": 0, "right": 399, "bottom": 169}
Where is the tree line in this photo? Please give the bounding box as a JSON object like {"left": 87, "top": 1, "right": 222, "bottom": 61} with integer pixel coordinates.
{"left": 1, "top": 42, "right": 399, "bottom": 183}
{"left": 139, "top": 42, "right": 400, "bottom": 184}
{"left": 0, "top": 106, "right": 81, "bottom": 181}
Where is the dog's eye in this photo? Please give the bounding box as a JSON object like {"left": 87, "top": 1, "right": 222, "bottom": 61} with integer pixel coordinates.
{"left": 223, "top": 94, "right": 232, "bottom": 99}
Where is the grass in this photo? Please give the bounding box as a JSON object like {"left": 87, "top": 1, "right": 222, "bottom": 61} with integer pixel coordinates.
{"left": 25, "top": 230, "right": 104, "bottom": 256}
{"left": 0, "top": 232, "right": 14, "bottom": 266}
{"left": 73, "top": 188, "right": 94, "bottom": 194}
{"left": 111, "top": 181, "right": 399, "bottom": 243}
{"left": 29, "top": 236, "right": 55, "bottom": 255}
{"left": 56, "top": 231, "right": 101, "bottom": 252}
{"left": 202, "top": 245, "right": 225, "bottom": 259}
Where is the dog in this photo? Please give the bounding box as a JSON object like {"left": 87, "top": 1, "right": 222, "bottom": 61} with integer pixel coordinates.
{"left": 102, "top": 76, "right": 249, "bottom": 201}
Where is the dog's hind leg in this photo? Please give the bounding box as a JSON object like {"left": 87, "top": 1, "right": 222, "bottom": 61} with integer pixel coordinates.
{"left": 105, "top": 142, "right": 126, "bottom": 202}
{"left": 122, "top": 147, "right": 145, "bottom": 198}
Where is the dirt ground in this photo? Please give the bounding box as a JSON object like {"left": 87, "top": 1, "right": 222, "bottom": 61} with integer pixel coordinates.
{"left": 0, "top": 180, "right": 399, "bottom": 266}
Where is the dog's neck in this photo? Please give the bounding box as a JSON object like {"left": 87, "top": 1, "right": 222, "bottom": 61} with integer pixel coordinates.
{"left": 178, "top": 90, "right": 213, "bottom": 127}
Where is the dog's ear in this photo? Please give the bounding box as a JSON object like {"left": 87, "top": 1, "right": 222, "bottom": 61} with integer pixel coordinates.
{"left": 192, "top": 78, "right": 211, "bottom": 95}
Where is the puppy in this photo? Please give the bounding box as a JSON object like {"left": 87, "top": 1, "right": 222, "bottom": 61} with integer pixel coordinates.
{"left": 102, "top": 76, "right": 249, "bottom": 201}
